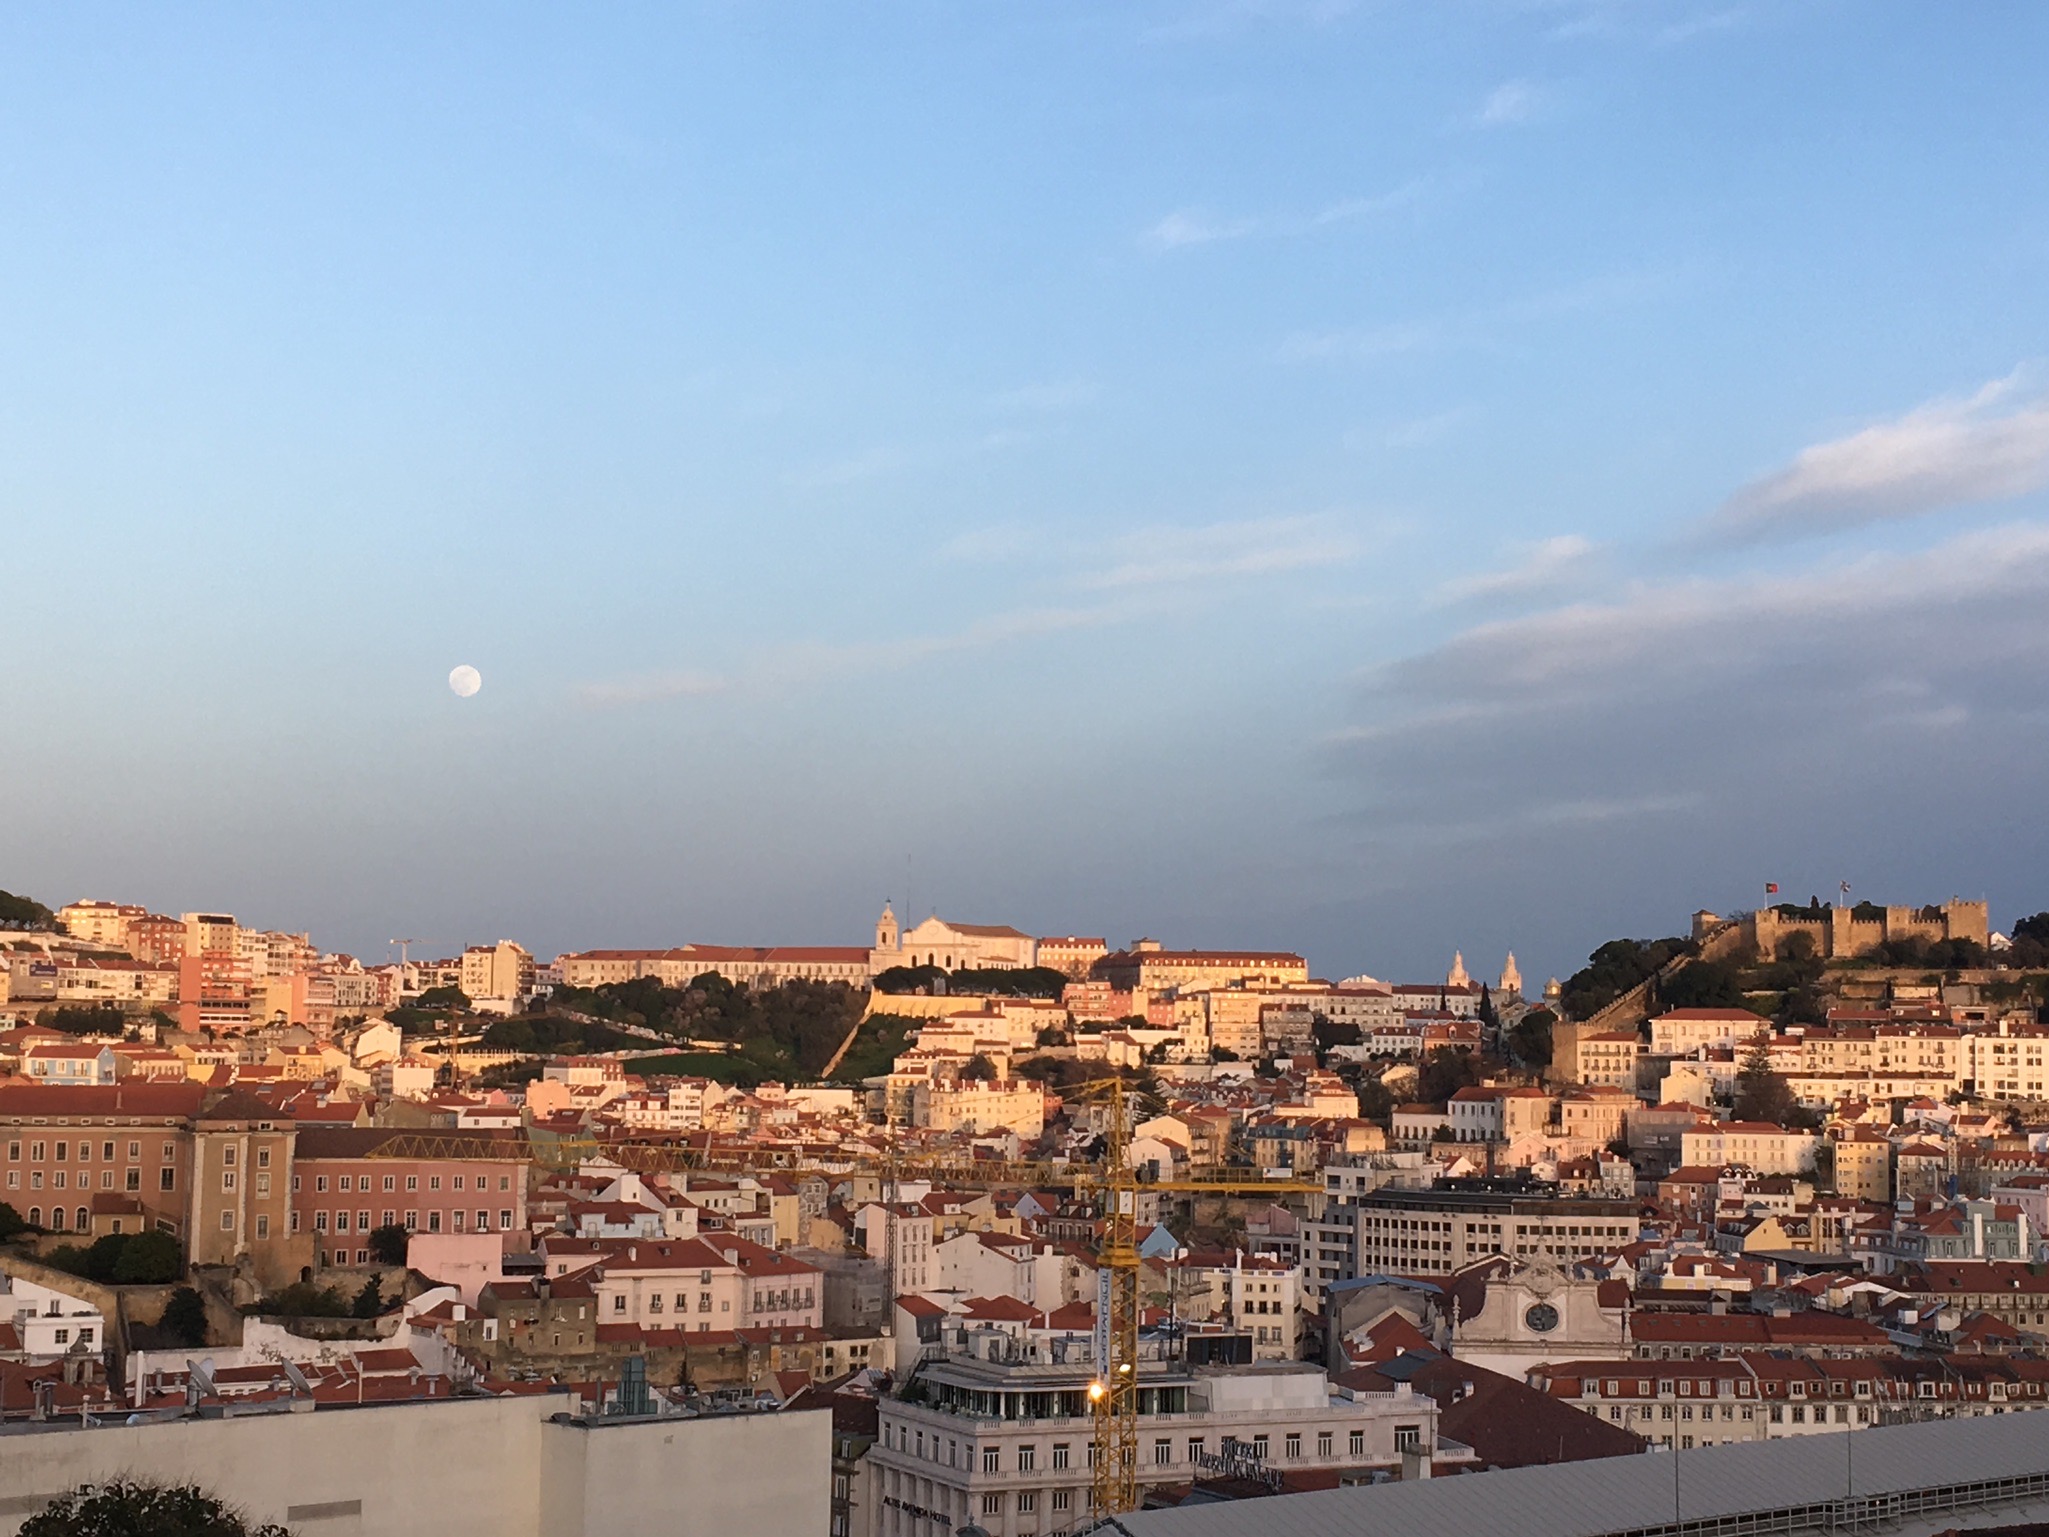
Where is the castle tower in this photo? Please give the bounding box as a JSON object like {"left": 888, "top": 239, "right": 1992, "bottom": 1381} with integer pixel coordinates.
{"left": 1499, "top": 951, "right": 1523, "bottom": 998}
{"left": 875, "top": 902, "right": 899, "bottom": 954}
{"left": 1447, "top": 951, "right": 1470, "bottom": 988}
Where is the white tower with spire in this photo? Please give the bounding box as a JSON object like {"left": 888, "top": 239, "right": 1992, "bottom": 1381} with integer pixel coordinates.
{"left": 1499, "top": 951, "right": 1523, "bottom": 998}
{"left": 1447, "top": 951, "right": 1470, "bottom": 988}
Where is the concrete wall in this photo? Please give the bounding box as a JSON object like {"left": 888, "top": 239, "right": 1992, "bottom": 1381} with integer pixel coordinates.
{"left": 541, "top": 1409, "right": 830, "bottom": 1536}
{"left": 0, "top": 1393, "right": 828, "bottom": 1537}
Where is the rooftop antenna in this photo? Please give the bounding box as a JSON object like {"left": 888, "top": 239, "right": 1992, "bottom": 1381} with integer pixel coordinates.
{"left": 186, "top": 1357, "right": 217, "bottom": 1409}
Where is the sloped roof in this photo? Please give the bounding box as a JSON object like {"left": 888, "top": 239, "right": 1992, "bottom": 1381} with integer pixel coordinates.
{"left": 1106, "top": 1410, "right": 2049, "bottom": 1537}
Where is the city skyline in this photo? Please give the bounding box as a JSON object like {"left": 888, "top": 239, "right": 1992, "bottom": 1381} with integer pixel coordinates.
{"left": 4, "top": 5, "right": 2047, "bottom": 984}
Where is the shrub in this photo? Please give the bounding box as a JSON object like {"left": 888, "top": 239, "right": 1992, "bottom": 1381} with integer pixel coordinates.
{"left": 160, "top": 1287, "right": 209, "bottom": 1347}
{"left": 20, "top": 1479, "right": 290, "bottom": 1537}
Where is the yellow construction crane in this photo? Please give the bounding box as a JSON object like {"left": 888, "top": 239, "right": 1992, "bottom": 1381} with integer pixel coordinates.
{"left": 367, "top": 1082, "right": 1320, "bottom": 1520}
{"left": 1071, "top": 1081, "right": 1322, "bottom": 1518}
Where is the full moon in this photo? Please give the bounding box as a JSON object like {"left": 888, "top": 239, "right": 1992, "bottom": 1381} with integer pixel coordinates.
{"left": 448, "top": 664, "right": 482, "bottom": 698}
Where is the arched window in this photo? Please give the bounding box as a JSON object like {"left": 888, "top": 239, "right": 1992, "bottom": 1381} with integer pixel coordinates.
{"left": 77, "top": 1206, "right": 90, "bottom": 1232}
{"left": 27, "top": 1207, "right": 41, "bottom": 1227}
{"left": 49, "top": 1207, "right": 66, "bottom": 1231}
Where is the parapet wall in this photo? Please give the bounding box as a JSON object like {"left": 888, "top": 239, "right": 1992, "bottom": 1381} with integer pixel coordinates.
{"left": 1747, "top": 901, "right": 1989, "bottom": 962}
{"left": 0, "top": 1392, "right": 827, "bottom": 1537}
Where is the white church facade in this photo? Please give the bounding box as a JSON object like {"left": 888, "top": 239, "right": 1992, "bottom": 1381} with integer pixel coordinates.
{"left": 868, "top": 904, "right": 1038, "bottom": 974}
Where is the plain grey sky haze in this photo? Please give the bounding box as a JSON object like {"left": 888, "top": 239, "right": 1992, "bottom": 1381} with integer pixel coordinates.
{"left": 3, "top": 3, "right": 2047, "bottom": 985}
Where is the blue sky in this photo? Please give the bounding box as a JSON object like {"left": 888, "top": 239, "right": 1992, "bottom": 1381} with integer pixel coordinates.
{"left": 4, "top": 2, "right": 2047, "bottom": 986}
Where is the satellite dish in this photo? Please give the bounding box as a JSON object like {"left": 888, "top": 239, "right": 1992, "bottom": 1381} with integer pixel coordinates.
{"left": 448, "top": 665, "right": 482, "bottom": 698}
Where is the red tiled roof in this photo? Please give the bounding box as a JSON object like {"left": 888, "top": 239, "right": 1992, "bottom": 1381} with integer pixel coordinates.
{"left": 0, "top": 1081, "right": 204, "bottom": 1117}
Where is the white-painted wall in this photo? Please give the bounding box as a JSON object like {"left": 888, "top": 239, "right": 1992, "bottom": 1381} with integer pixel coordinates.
{"left": 0, "top": 1392, "right": 828, "bottom": 1537}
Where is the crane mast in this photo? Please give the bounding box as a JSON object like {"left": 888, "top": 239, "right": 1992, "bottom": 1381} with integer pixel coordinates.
{"left": 366, "top": 1077, "right": 1321, "bottom": 1522}
{"left": 1088, "top": 1082, "right": 1142, "bottom": 1517}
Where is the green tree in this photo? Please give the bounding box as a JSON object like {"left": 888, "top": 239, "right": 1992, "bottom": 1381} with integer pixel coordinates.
{"left": 1312, "top": 1017, "right": 1362, "bottom": 1056}
{"left": 830, "top": 1013, "right": 920, "bottom": 1083}
{"left": 351, "top": 1277, "right": 384, "bottom": 1319}
{"left": 44, "top": 1234, "right": 137, "bottom": 1283}
{"left": 367, "top": 1224, "right": 410, "bottom": 1266}
{"left": 1560, "top": 937, "right": 1690, "bottom": 1020}
{"left": 945, "top": 966, "right": 1072, "bottom": 999}
{"left": 1355, "top": 1077, "right": 1396, "bottom": 1123}
{"left": 1508, "top": 1007, "right": 1556, "bottom": 1068}
{"left": 961, "top": 1054, "right": 998, "bottom": 1082}
{"left": 481, "top": 1015, "right": 636, "bottom": 1055}
{"left": 20, "top": 1480, "right": 290, "bottom": 1537}
{"left": 2005, "top": 912, "right": 2049, "bottom": 969}
{"left": 40, "top": 1005, "right": 129, "bottom": 1037}
{"left": 1731, "top": 1028, "right": 1796, "bottom": 1125}
{"left": 160, "top": 1287, "right": 209, "bottom": 1348}
{"left": 1810, "top": 1140, "right": 1836, "bottom": 1193}
{"left": 1417, "top": 1047, "right": 1483, "bottom": 1104}
{"left": 414, "top": 984, "right": 471, "bottom": 1011}
{"left": 871, "top": 964, "right": 948, "bottom": 995}
{"left": 1864, "top": 935, "right": 1988, "bottom": 970}
{"left": 249, "top": 1282, "right": 349, "bottom": 1318}
{"left": 0, "top": 1200, "right": 26, "bottom": 1239}
{"left": 1476, "top": 985, "right": 1499, "bottom": 1033}
{"left": 1658, "top": 960, "right": 1751, "bottom": 1012}
{"left": 112, "top": 1229, "right": 181, "bottom": 1284}
{"left": 0, "top": 889, "right": 56, "bottom": 930}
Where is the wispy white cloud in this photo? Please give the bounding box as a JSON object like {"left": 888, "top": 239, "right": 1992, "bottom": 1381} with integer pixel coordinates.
{"left": 940, "top": 525, "right": 1037, "bottom": 564}
{"left": 1347, "top": 409, "right": 1466, "bottom": 451}
{"left": 1657, "top": 7, "right": 1746, "bottom": 44}
{"left": 1705, "top": 371, "right": 2049, "bottom": 544}
{"left": 574, "top": 669, "right": 729, "bottom": 708}
{"left": 976, "top": 428, "right": 1036, "bottom": 453}
{"left": 1308, "top": 183, "right": 1427, "bottom": 227}
{"left": 1142, "top": 0, "right": 1355, "bottom": 43}
{"left": 989, "top": 379, "right": 1101, "bottom": 413}
{"left": 1282, "top": 321, "right": 1441, "bottom": 363}
{"left": 783, "top": 447, "right": 913, "bottom": 490}
{"left": 579, "top": 512, "right": 1368, "bottom": 708}
{"left": 1284, "top": 265, "right": 1688, "bottom": 364}
{"left": 1539, "top": 1, "right": 1744, "bottom": 46}
{"left": 1081, "top": 515, "right": 1361, "bottom": 590}
{"left": 758, "top": 605, "right": 1124, "bottom": 684}
{"left": 1476, "top": 78, "right": 1544, "bottom": 127}
{"left": 949, "top": 513, "right": 1367, "bottom": 589}
{"left": 576, "top": 604, "right": 1132, "bottom": 711}
{"left": 1146, "top": 209, "right": 1260, "bottom": 250}
{"left": 1144, "top": 182, "right": 1425, "bottom": 253}
{"left": 1325, "top": 522, "right": 2049, "bottom": 872}
{"left": 1436, "top": 534, "right": 1598, "bottom": 603}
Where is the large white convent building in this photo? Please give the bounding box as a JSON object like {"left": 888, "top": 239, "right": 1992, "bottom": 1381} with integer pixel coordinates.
{"left": 868, "top": 904, "right": 1037, "bottom": 974}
